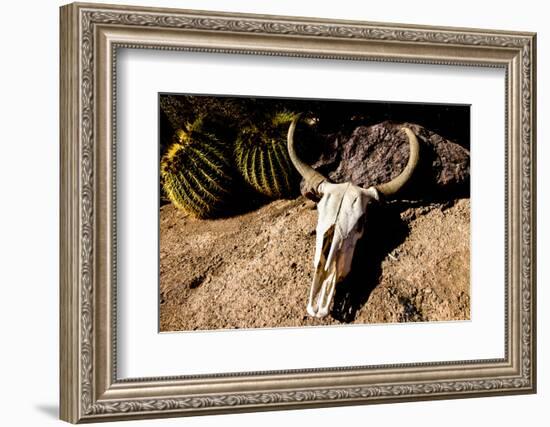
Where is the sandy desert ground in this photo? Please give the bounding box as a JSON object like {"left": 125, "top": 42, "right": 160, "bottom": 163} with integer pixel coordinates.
{"left": 159, "top": 196, "right": 470, "bottom": 331}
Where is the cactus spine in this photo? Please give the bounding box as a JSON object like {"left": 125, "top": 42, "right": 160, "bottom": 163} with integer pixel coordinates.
{"left": 234, "top": 112, "right": 298, "bottom": 198}
{"left": 160, "top": 125, "right": 234, "bottom": 218}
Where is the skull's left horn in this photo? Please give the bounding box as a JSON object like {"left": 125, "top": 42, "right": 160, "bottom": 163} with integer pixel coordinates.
{"left": 375, "top": 127, "right": 420, "bottom": 198}
{"left": 287, "top": 114, "right": 327, "bottom": 196}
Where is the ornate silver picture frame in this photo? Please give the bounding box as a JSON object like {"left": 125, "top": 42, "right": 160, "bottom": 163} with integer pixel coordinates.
{"left": 60, "top": 2, "right": 536, "bottom": 423}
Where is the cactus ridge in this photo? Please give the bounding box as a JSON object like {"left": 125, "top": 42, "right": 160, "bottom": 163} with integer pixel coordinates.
{"left": 265, "top": 144, "right": 281, "bottom": 196}
{"left": 272, "top": 141, "right": 293, "bottom": 191}
{"left": 234, "top": 112, "right": 298, "bottom": 199}
{"left": 249, "top": 145, "right": 261, "bottom": 193}
{"left": 161, "top": 129, "right": 233, "bottom": 218}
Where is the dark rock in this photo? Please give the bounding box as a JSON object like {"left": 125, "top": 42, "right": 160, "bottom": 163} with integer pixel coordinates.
{"left": 299, "top": 121, "right": 470, "bottom": 201}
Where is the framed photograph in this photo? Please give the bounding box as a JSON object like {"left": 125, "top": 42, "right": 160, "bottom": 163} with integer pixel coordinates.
{"left": 60, "top": 2, "right": 536, "bottom": 423}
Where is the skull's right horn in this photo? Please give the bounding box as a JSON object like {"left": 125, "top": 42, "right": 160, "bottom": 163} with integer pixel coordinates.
{"left": 375, "top": 127, "right": 420, "bottom": 198}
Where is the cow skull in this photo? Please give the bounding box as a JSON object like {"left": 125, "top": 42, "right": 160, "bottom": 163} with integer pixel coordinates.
{"left": 287, "top": 116, "right": 420, "bottom": 318}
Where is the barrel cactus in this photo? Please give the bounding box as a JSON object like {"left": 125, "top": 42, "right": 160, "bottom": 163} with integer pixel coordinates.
{"left": 234, "top": 111, "right": 299, "bottom": 198}
{"left": 160, "top": 124, "right": 234, "bottom": 218}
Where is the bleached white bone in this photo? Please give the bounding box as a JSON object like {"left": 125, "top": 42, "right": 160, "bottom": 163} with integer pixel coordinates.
{"left": 287, "top": 115, "right": 419, "bottom": 318}
{"left": 307, "top": 182, "right": 379, "bottom": 317}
